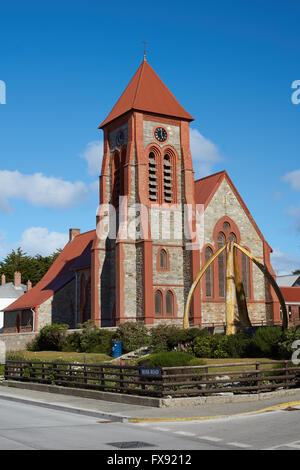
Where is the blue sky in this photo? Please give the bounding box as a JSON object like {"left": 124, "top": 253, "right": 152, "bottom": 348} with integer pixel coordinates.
{"left": 0, "top": 0, "right": 299, "bottom": 274}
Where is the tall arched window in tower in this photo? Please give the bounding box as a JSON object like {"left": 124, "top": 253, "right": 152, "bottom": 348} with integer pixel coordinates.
{"left": 159, "top": 249, "right": 168, "bottom": 270}
{"left": 155, "top": 290, "right": 163, "bottom": 316}
{"left": 120, "top": 148, "right": 126, "bottom": 196}
{"left": 112, "top": 152, "right": 120, "bottom": 206}
{"left": 149, "top": 151, "right": 158, "bottom": 201}
{"left": 218, "top": 232, "right": 226, "bottom": 298}
{"left": 205, "top": 247, "right": 213, "bottom": 297}
{"left": 242, "top": 252, "right": 250, "bottom": 298}
{"left": 166, "top": 290, "right": 174, "bottom": 316}
{"left": 163, "top": 154, "right": 172, "bottom": 202}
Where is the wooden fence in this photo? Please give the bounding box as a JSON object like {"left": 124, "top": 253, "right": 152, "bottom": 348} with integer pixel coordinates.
{"left": 5, "top": 360, "right": 300, "bottom": 398}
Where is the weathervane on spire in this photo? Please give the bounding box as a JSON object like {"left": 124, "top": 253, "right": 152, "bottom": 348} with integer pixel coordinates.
{"left": 142, "top": 40, "right": 147, "bottom": 61}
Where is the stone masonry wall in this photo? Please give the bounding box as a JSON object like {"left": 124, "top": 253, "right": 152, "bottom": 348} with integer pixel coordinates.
{"left": 37, "top": 279, "right": 76, "bottom": 330}
{"left": 200, "top": 178, "right": 270, "bottom": 324}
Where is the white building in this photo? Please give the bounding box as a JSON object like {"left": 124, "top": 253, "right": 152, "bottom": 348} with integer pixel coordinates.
{"left": 0, "top": 273, "right": 27, "bottom": 333}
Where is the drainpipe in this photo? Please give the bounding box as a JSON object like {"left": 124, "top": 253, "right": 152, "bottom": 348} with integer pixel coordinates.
{"left": 31, "top": 309, "right": 35, "bottom": 332}
{"left": 75, "top": 272, "right": 78, "bottom": 328}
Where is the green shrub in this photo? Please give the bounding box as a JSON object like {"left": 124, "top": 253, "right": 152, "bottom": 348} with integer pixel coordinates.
{"left": 251, "top": 327, "right": 283, "bottom": 358}
{"left": 27, "top": 324, "right": 69, "bottom": 351}
{"left": 192, "top": 333, "right": 251, "bottom": 359}
{"left": 184, "top": 328, "right": 209, "bottom": 342}
{"left": 113, "top": 322, "right": 151, "bottom": 354}
{"left": 192, "top": 335, "right": 220, "bottom": 358}
{"left": 150, "top": 324, "right": 179, "bottom": 352}
{"left": 219, "top": 333, "right": 251, "bottom": 358}
{"left": 150, "top": 324, "right": 196, "bottom": 352}
{"left": 61, "top": 332, "right": 82, "bottom": 352}
{"left": 139, "top": 351, "right": 195, "bottom": 367}
{"left": 80, "top": 328, "right": 114, "bottom": 354}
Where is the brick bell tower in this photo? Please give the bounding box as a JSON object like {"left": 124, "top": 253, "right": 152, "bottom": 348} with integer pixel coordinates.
{"left": 91, "top": 58, "right": 202, "bottom": 327}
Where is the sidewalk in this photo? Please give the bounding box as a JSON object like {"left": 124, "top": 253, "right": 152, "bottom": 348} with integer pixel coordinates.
{"left": 1, "top": 382, "right": 300, "bottom": 423}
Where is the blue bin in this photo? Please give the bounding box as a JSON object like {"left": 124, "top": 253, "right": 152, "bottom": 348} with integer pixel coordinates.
{"left": 112, "top": 341, "right": 122, "bottom": 358}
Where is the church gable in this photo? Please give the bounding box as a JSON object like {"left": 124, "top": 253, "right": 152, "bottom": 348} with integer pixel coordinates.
{"left": 203, "top": 177, "right": 264, "bottom": 256}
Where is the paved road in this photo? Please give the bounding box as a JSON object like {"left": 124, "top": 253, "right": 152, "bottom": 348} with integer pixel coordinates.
{"left": 0, "top": 398, "right": 300, "bottom": 450}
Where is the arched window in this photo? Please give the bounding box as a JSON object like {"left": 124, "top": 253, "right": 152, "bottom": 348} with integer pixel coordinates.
{"left": 155, "top": 290, "right": 163, "bottom": 316}
{"left": 242, "top": 252, "right": 250, "bottom": 298}
{"left": 228, "top": 232, "right": 236, "bottom": 243}
{"left": 149, "top": 152, "right": 158, "bottom": 201}
{"left": 166, "top": 290, "right": 174, "bottom": 316}
{"left": 159, "top": 249, "right": 168, "bottom": 270}
{"left": 120, "top": 148, "right": 126, "bottom": 196}
{"left": 205, "top": 247, "right": 213, "bottom": 297}
{"left": 218, "top": 232, "right": 226, "bottom": 298}
{"left": 112, "top": 152, "right": 120, "bottom": 206}
{"left": 163, "top": 154, "right": 172, "bottom": 203}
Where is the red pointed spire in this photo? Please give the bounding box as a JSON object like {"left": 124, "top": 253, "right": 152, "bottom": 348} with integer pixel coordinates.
{"left": 99, "top": 61, "right": 193, "bottom": 128}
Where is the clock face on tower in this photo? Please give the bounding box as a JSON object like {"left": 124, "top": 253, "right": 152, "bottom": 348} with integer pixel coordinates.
{"left": 154, "top": 126, "right": 168, "bottom": 143}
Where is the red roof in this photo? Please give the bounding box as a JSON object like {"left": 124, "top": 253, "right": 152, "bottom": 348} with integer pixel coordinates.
{"left": 99, "top": 60, "right": 193, "bottom": 128}
{"left": 4, "top": 230, "right": 96, "bottom": 312}
{"left": 281, "top": 287, "right": 300, "bottom": 303}
{"left": 194, "top": 171, "right": 226, "bottom": 206}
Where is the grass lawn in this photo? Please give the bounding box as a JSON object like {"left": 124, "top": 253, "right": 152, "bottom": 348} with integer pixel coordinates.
{"left": 3, "top": 353, "right": 282, "bottom": 374}
{"left": 196, "top": 358, "right": 279, "bottom": 374}
{"left": 6, "top": 350, "right": 112, "bottom": 364}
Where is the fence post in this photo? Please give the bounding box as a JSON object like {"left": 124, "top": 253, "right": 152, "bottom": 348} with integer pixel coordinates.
{"left": 284, "top": 361, "right": 289, "bottom": 389}
{"left": 255, "top": 362, "right": 261, "bottom": 391}
{"left": 161, "top": 368, "right": 167, "bottom": 397}
{"left": 120, "top": 367, "right": 124, "bottom": 391}
{"left": 100, "top": 366, "right": 105, "bottom": 388}
{"left": 29, "top": 362, "right": 34, "bottom": 380}
{"left": 204, "top": 366, "right": 209, "bottom": 394}
{"left": 84, "top": 363, "right": 87, "bottom": 386}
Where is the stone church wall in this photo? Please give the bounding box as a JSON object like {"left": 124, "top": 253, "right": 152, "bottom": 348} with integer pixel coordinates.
{"left": 200, "top": 178, "right": 271, "bottom": 325}
{"left": 37, "top": 279, "right": 76, "bottom": 330}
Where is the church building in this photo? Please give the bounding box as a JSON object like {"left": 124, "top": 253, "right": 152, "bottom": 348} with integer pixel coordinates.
{"left": 2, "top": 59, "right": 281, "bottom": 333}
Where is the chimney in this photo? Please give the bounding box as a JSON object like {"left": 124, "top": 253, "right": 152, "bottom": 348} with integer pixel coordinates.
{"left": 69, "top": 228, "right": 80, "bottom": 242}
{"left": 1, "top": 274, "right": 5, "bottom": 286}
{"left": 14, "top": 271, "right": 21, "bottom": 287}
{"left": 27, "top": 280, "right": 32, "bottom": 291}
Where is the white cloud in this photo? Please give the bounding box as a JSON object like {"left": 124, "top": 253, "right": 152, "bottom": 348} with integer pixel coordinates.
{"left": 0, "top": 227, "right": 69, "bottom": 260}
{"left": 17, "top": 227, "right": 68, "bottom": 256}
{"left": 287, "top": 205, "right": 300, "bottom": 231}
{"left": 271, "top": 247, "right": 300, "bottom": 276}
{"left": 190, "top": 128, "right": 222, "bottom": 178}
{"left": 0, "top": 171, "right": 89, "bottom": 212}
{"left": 0, "top": 230, "right": 9, "bottom": 259}
{"left": 282, "top": 169, "right": 300, "bottom": 191}
{"left": 80, "top": 140, "right": 103, "bottom": 176}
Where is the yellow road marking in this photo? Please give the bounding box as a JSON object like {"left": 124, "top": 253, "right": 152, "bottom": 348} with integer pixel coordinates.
{"left": 130, "top": 401, "right": 300, "bottom": 423}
